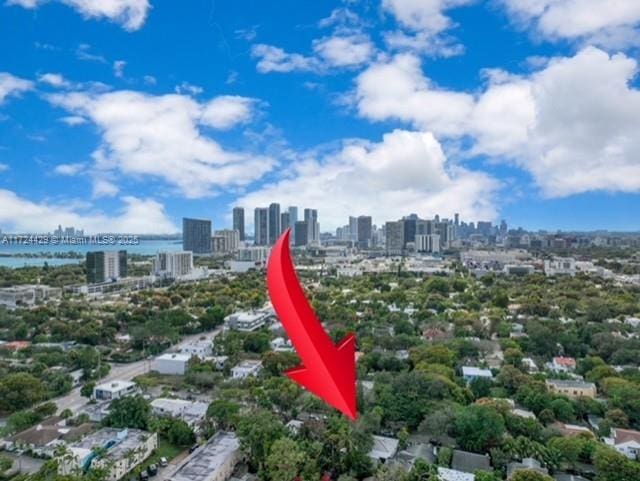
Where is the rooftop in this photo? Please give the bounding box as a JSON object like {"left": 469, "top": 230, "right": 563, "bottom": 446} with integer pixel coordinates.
{"left": 553, "top": 356, "right": 577, "bottom": 366}
{"left": 437, "top": 467, "right": 475, "bottom": 481}
{"left": 368, "top": 435, "right": 399, "bottom": 461}
{"left": 156, "top": 353, "right": 192, "bottom": 362}
{"left": 172, "top": 432, "right": 240, "bottom": 481}
{"left": 72, "top": 428, "right": 154, "bottom": 461}
{"left": 233, "top": 360, "right": 262, "bottom": 370}
{"left": 452, "top": 449, "right": 491, "bottom": 473}
{"left": 546, "top": 379, "right": 595, "bottom": 389}
{"left": 95, "top": 380, "right": 136, "bottom": 392}
{"left": 612, "top": 428, "right": 640, "bottom": 445}
{"left": 462, "top": 366, "right": 493, "bottom": 378}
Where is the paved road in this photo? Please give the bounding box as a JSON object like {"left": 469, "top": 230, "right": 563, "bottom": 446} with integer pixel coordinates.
{"left": 53, "top": 328, "right": 223, "bottom": 415}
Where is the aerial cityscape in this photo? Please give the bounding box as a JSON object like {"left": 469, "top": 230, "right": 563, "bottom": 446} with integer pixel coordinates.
{"left": 2, "top": 1, "right": 640, "bottom": 481}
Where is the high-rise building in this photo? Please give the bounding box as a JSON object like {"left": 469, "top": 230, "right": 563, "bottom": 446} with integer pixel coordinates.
{"left": 268, "top": 203, "right": 281, "bottom": 245}
{"left": 349, "top": 216, "right": 358, "bottom": 243}
{"left": 232, "top": 207, "right": 245, "bottom": 241}
{"left": 254, "top": 208, "right": 269, "bottom": 246}
{"left": 477, "top": 221, "right": 493, "bottom": 236}
{"left": 356, "top": 216, "right": 372, "bottom": 249}
{"left": 288, "top": 206, "right": 298, "bottom": 226}
{"left": 183, "top": 218, "right": 212, "bottom": 254}
{"left": 403, "top": 218, "right": 417, "bottom": 248}
{"left": 294, "top": 221, "right": 308, "bottom": 247}
{"left": 154, "top": 251, "right": 193, "bottom": 278}
{"left": 281, "top": 212, "right": 290, "bottom": 234}
{"left": 287, "top": 207, "right": 298, "bottom": 245}
{"left": 213, "top": 229, "right": 240, "bottom": 253}
{"left": 415, "top": 234, "right": 441, "bottom": 254}
{"left": 417, "top": 219, "right": 434, "bottom": 235}
{"left": 86, "top": 250, "right": 127, "bottom": 284}
{"left": 454, "top": 213, "right": 460, "bottom": 227}
{"left": 435, "top": 221, "right": 453, "bottom": 250}
{"left": 304, "top": 209, "right": 319, "bottom": 244}
{"left": 385, "top": 221, "right": 404, "bottom": 255}
{"left": 500, "top": 220, "right": 508, "bottom": 236}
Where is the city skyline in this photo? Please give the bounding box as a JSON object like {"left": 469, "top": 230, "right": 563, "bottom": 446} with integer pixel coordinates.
{"left": 2, "top": 2, "right": 640, "bottom": 235}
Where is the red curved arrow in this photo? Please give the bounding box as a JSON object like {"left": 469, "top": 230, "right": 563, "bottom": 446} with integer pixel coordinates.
{"left": 267, "top": 228, "right": 358, "bottom": 420}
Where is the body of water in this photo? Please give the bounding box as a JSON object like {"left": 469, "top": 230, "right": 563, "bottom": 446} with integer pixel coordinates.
{"left": 0, "top": 239, "right": 183, "bottom": 268}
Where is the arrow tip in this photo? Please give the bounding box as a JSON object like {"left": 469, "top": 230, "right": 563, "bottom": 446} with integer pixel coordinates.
{"left": 286, "top": 333, "right": 358, "bottom": 420}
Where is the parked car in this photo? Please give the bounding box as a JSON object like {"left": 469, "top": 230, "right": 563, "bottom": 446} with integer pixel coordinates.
{"left": 148, "top": 464, "right": 158, "bottom": 476}
{"left": 139, "top": 471, "right": 149, "bottom": 481}
{"left": 160, "top": 457, "right": 168, "bottom": 467}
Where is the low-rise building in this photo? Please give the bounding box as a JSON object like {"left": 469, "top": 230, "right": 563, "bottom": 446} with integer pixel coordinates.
{"left": 546, "top": 379, "right": 596, "bottom": 399}
{"left": 224, "top": 311, "right": 270, "bottom": 332}
{"left": 6, "top": 417, "right": 93, "bottom": 457}
{"left": 438, "top": 467, "right": 475, "bottom": 481}
{"left": 93, "top": 380, "right": 137, "bottom": 401}
{"left": 452, "top": 449, "right": 491, "bottom": 474}
{"left": 60, "top": 428, "right": 157, "bottom": 481}
{"left": 180, "top": 339, "right": 213, "bottom": 359}
{"left": 461, "top": 366, "right": 493, "bottom": 383}
{"left": 507, "top": 458, "right": 548, "bottom": 479}
{"left": 604, "top": 428, "right": 640, "bottom": 460}
{"left": 153, "top": 353, "right": 192, "bottom": 375}
{"left": 550, "top": 356, "right": 577, "bottom": 372}
{"left": 544, "top": 257, "right": 576, "bottom": 276}
{"left": 368, "top": 435, "right": 399, "bottom": 464}
{"left": 231, "top": 360, "right": 263, "bottom": 380}
{"left": 552, "top": 423, "right": 594, "bottom": 437}
{"left": 0, "top": 285, "right": 62, "bottom": 308}
{"left": 150, "top": 398, "right": 209, "bottom": 427}
{"left": 172, "top": 432, "right": 240, "bottom": 481}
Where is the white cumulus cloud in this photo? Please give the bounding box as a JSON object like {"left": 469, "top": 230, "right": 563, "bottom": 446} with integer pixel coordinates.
{"left": 353, "top": 47, "right": 640, "bottom": 198}
{"left": 7, "top": 0, "right": 151, "bottom": 31}
{"left": 500, "top": 0, "right": 640, "bottom": 48}
{"left": 237, "top": 129, "right": 499, "bottom": 230}
{"left": 200, "top": 96, "right": 257, "bottom": 130}
{"left": 382, "top": 0, "right": 474, "bottom": 55}
{"left": 54, "top": 163, "right": 85, "bottom": 175}
{"left": 47, "top": 90, "right": 276, "bottom": 198}
{"left": 0, "top": 72, "right": 33, "bottom": 104}
{"left": 252, "top": 35, "right": 375, "bottom": 73}
{"left": 0, "top": 190, "right": 176, "bottom": 234}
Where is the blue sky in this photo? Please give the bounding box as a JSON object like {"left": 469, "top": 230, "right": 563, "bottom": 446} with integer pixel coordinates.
{"left": 1, "top": 0, "right": 640, "bottom": 234}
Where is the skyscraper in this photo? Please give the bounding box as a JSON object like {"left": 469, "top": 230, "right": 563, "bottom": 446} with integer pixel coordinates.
{"left": 500, "top": 219, "right": 508, "bottom": 236}
{"left": 233, "top": 207, "right": 245, "bottom": 241}
{"left": 294, "top": 221, "right": 308, "bottom": 247}
{"left": 254, "top": 208, "right": 269, "bottom": 246}
{"left": 417, "top": 219, "right": 434, "bottom": 236}
{"left": 385, "top": 221, "right": 404, "bottom": 255}
{"left": 86, "top": 250, "right": 127, "bottom": 284}
{"left": 281, "top": 212, "right": 290, "bottom": 234}
{"left": 287, "top": 207, "right": 298, "bottom": 246}
{"left": 403, "top": 218, "right": 417, "bottom": 248}
{"left": 435, "top": 221, "right": 453, "bottom": 250}
{"left": 268, "top": 203, "right": 281, "bottom": 245}
{"left": 357, "top": 215, "right": 372, "bottom": 249}
{"left": 304, "top": 208, "right": 318, "bottom": 245}
{"left": 183, "top": 218, "right": 212, "bottom": 254}
{"left": 349, "top": 216, "right": 358, "bottom": 243}
{"left": 288, "top": 206, "right": 298, "bottom": 225}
